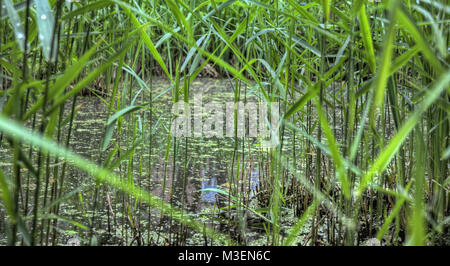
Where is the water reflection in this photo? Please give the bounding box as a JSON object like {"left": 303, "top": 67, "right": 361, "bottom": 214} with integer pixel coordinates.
{"left": 201, "top": 175, "right": 217, "bottom": 203}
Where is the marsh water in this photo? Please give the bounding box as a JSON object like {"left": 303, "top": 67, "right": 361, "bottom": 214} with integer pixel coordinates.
{"left": 1, "top": 78, "right": 304, "bottom": 245}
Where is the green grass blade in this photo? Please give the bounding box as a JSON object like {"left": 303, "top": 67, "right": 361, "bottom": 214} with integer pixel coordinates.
{"left": 3, "top": 0, "right": 26, "bottom": 51}
{"left": 358, "top": 4, "right": 376, "bottom": 73}
{"left": 283, "top": 200, "right": 317, "bottom": 246}
{"left": 397, "top": 5, "right": 444, "bottom": 74}
{"left": 359, "top": 70, "right": 450, "bottom": 196}
{"left": 35, "top": 0, "right": 57, "bottom": 61}
{"left": 122, "top": 6, "right": 173, "bottom": 83}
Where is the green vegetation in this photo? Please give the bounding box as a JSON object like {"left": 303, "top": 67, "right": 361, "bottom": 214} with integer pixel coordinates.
{"left": 0, "top": 0, "right": 449, "bottom": 246}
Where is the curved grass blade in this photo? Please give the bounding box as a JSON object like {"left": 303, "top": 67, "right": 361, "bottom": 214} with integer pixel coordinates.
{"left": 35, "top": 0, "right": 57, "bottom": 61}
{"left": 376, "top": 181, "right": 412, "bottom": 241}
{"left": 372, "top": 2, "right": 397, "bottom": 114}
{"left": 389, "top": 45, "right": 420, "bottom": 76}
{"left": 407, "top": 131, "right": 426, "bottom": 246}
{"left": 1, "top": 1, "right": 27, "bottom": 18}
{"left": 397, "top": 5, "right": 444, "bottom": 74}
{"left": 3, "top": 0, "right": 26, "bottom": 51}
{"left": 44, "top": 37, "right": 137, "bottom": 116}
{"left": 283, "top": 200, "right": 317, "bottom": 246}
{"left": 314, "top": 97, "right": 351, "bottom": 199}
{"left": 121, "top": 6, "right": 173, "bottom": 83}
{"left": 61, "top": 0, "right": 113, "bottom": 20}
{"left": 359, "top": 70, "right": 450, "bottom": 196}
{"left": 23, "top": 39, "right": 102, "bottom": 120}
{"left": 358, "top": 4, "right": 376, "bottom": 73}
{"left": 102, "top": 105, "right": 143, "bottom": 151}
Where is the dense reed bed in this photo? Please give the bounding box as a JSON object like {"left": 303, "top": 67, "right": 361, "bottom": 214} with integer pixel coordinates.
{"left": 0, "top": 0, "right": 448, "bottom": 246}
